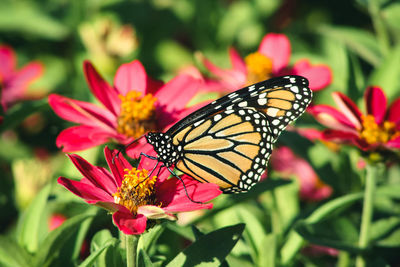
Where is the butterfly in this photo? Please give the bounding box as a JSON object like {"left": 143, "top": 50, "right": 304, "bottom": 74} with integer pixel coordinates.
{"left": 143, "top": 75, "right": 312, "bottom": 194}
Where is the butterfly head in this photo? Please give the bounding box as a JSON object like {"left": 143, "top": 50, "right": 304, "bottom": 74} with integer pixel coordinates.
{"left": 146, "top": 132, "right": 178, "bottom": 167}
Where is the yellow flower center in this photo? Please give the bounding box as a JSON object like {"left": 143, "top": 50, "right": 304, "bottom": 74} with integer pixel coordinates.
{"left": 117, "top": 91, "right": 157, "bottom": 138}
{"left": 113, "top": 168, "right": 157, "bottom": 215}
{"left": 245, "top": 52, "right": 273, "bottom": 85}
{"left": 359, "top": 115, "right": 400, "bottom": 145}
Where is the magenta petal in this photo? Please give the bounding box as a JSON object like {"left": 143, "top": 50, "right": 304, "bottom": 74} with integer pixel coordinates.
{"left": 112, "top": 209, "right": 147, "bottom": 235}
{"left": 386, "top": 136, "right": 400, "bottom": 149}
{"left": 0, "top": 45, "right": 16, "bottom": 78}
{"left": 290, "top": 60, "right": 332, "bottom": 91}
{"left": 158, "top": 176, "right": 221, "bottom": 213}
{"left": 154, "top": 75, "right": 200, "bottom": 112}
{"left": 332, "top": 92, "right": 363, "bottom": 130}
{"left": 308, "top": 104, "right": 358, "bottom": 131}
{"left": 104, "top": 146, "right": 133, "bottom": 186}
{"left": 48, "top": 94, "right": 116, "bottom": 129}
{"left": 67, "top": 153, "right": 118, "bottom": 195}
{"left": 56, "top": 126, "right": 113, "bottom": 152}
{"left": 229, "top": 47, "right": 247, "bottom": 73}
{"left": 114, "top": 60, "right": 148, "bottom": 96}
{"left": 58, "top": 177, "right": 114, "bottom": 203}
{"left": 83, "top": 61, "right": 120, "bottom": 116}
{"left": 365, "top": 86, "right": 387, "bottom": 124}
{"left": 387, "top": 98, "right": 400, "bottom": 126}
{"left": 258, "top": 33, "right": 291, "bottom": 74}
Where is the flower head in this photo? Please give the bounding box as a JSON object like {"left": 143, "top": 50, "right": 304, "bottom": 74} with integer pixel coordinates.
{"left": 270, "top": 146, "right": 332, "bottom": 201}
{"left": 0, "top": 45, "right": 44, "bottom": 112}
{"left": 49, "top": 60, "right": 201, "bottom": 156}
{"left": 58, "top": 146, "right": 221, "bottom": 235}
{"left": 200, "top": 33, "right": 331, "bottom": 93}
{"left": 308, "top": 86, "right": 400, "bottom": 152}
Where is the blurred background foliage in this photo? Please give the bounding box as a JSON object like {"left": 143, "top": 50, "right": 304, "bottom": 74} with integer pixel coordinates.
{"left": 1, "top": 0, "right": 400, "bottom": 266}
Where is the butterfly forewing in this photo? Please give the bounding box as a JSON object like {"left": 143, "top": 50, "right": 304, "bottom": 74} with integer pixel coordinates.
{"left": 147, "top": 75, "right": 312, "bottom": 193}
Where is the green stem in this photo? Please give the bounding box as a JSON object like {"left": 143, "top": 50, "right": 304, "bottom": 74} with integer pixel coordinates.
{"left": 356, "top": 163, "right": 380, "bottom": 267}
{"left": 369, "top": 0, "right": 390, "bottom": 55}
{"left": 126, "top": 234, "right": 139, "bottom": 267}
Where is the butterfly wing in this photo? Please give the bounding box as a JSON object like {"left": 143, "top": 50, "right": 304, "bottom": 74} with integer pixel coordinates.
{"left": 168, "top": 75, "right": 312, "bottom": 193}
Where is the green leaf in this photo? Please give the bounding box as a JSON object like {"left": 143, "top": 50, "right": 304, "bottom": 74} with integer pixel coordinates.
{"left": 0, "top": 236, "right": 32, "bottom": 267}
{"left": 368, "top": 45, "right": 400, "bottom": 100}
{"left": 370, "top": 217, "right": 400, "bottom": 242}
{"left": 376, "top": 185, "right": 400, "bottom": 199}
{"left": 382, "top": 3, "right": 400, "bottom": 31}
{"left": 0, "top": 2, "right": 69, "bottom": 40}
{"left": 90, "top": 230, "right": 123, "bottom": 267}
{"left": 376, "top": 227, "right": 400, "bottom": 247}
{"left": 16, "top": 184, "right": 51, "bottom": 253}
{"left": 317, "top": 25, "right": 381, "bottom": 66}
{"left": 138, "top": 223, "right": 166, "bottom": 254}
{"left": 32, "top": 213, "right": 94, "bottom": 267}
{"left": 301, "top": 193, "right": 363, "bottom": 224}
{"left": 280, "top": 231, "right": 304, "bottom": 265}
{"left": 166, "top": 224, "right": 245, "bottom": 267}
{"left": 258, "top": 233, "right": 277, "bottom": 267}
{"left": 79, "top": 238, "right": 118, "bottom": 267}
{"left": 0, "top": 99, "right": 49, "bottom": 133}
{"left": 137, "top": 249, "right": 154, "bottom": 267}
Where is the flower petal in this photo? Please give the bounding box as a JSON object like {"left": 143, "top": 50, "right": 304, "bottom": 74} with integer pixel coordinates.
{"left": 0, "top": 45, "right": 16, "bottom": 78}
{"left": 104, "top": 146, "right": 133, "bottom": 187}
{"left": 322, "top": 129, "right": 372, "bottom": 150}
{"left": 112, "top": 209, "right": 147, "bottom": 235}
{"left": 365, "top": 86, "right": 387, "bottom": 124}
{"left": 48, "top": 94, "right": 117, "bottom": 129}
{"left": 154, "top": 75, "right": 200, "bottom": 113}
{"left": 229, "top": 47, "right": 247, "bottom": 73}
{"left": 56, "top": 125, "right": 114, "bottom": 152}
{"left": 258, "top": 33, "right": 291, "bottom": 74}
{"left": 58, "top": 176, "right": 114, "bottom": 203}
{"left": 308, "top": 104, "right": 359, "bottom": 131}
{"left": 332, "top": 92, "right": 362, "bottom": 129}
{"left": 157, "top": 176, "right": 221, "bottom": 213}
{"left": 66, "top": 153, "right": 118, "bottom": 195}
{"left": 290, "top": 59, "right": 332, "bottom": 91}
{"left": 83, "top": 61, "right": 120, "bottom": 116}
{"left": 386, "top": 135, "right": 400, "bottom": 149}
{"left": 138, "top": 205, "right": 176, "bottom": 220}
{"left": 387, "top": 98, "right": 400, "bottom": 126}
{"left": 114, "top": 60, "right": 148, "bottom": 96}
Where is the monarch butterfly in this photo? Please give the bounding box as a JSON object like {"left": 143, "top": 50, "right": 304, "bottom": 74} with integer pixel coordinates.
{"left": 142, "top": 75, "right": 312, "bottom": 194}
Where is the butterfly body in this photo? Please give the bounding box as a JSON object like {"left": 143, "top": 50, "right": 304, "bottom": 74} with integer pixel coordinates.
{"left": 146, "top": 75, "right": 312, "bottom": 193}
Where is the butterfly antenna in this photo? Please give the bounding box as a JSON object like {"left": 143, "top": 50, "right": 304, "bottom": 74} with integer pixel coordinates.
{"left": 112, "top": 134, "right": 147, "bottom": 164}
{"left": 166, "top": 167, "right": 203, "bottom": 204}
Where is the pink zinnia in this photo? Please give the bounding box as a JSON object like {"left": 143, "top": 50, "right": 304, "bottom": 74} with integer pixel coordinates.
{"left": 201, "top": 33, "right": 332, "bottom": 93}
{"left": 308, "top": 86, "right": 400, "bottom": 151}
{"left": 270, "top": 146, "right": 332, "bottom": 201}
{"left": 49, "top": 60, "right": 201, "bottom": 156}
{"left": 58, "top": 146, "right": 221, "bottom": 235}
{"left": 0, "top": 45, "right": 43, "bottom": 112}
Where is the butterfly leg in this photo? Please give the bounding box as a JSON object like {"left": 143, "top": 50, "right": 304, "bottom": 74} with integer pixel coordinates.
{"left": 165, "top": 167, "right": 204, "bottom": 204}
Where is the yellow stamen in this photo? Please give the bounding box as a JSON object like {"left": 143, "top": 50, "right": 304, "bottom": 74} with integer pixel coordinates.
{"left": 245, "top": 52, "right": 273, "bottom": 85}
{"left": 359, "top": 114, "right": 400, "bottom": 145}
{"left": 113, "top": 168, "right": 157, "bottom": 214}
{"left": 117, "top": 91, "right": 157, "bottom": 138}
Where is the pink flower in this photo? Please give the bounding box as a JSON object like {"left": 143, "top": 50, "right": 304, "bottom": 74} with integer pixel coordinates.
{"left": 0, "top": 45, "right": 44, "bottom": 112}
{"left": 200, "top": 33, "right": 332, "bottom": 93}
{"left": 58, "top": 146, "right": 221, "bottom": 235}
{"left": 302, "top": 244, "right": 339, "bottom": 257}
{"left": 270, "top": 146, "right": 332, "bottom": 201}
{"left": 308, "top": 86, "right": 400, "bottom": 151}
{"left": 49, "top": 60, "right": 201, "bottom": 156}
{"left": 49, "top": 214, "right": 67, "bottom": 231}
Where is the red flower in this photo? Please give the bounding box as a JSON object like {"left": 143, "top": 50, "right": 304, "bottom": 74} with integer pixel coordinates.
{"left": 58, "top": 146, "right": 221, "bottom": 235}
{"left": 270, "top": 146, "right": 332, "bottom": 201}
{"left": 49, "top": 60, "right": 201, "bottom": 155}
{"left": 308, "top": 86, "right": 400, "bottom": 151}
{"left": 49, "top": 214, "right": 67, "bottom": 231}
{"left": 0, "top": 45, "right": 43, "bottom": 112}
{"left": 200, "top": 33, "right": 332, "bottom": 93}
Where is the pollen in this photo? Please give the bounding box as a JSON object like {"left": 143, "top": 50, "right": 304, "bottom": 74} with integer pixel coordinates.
{"left": 113, "top": 168, "right": 157, "bottom": 215}
{"left": 359, "top": 115, "right": 400, "bottom": 145}
{"left": 117, "top": 91, "right": 157, "bottom": 138}
{"left": 245, "top": 52, "right": 273, "bottom": 85}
